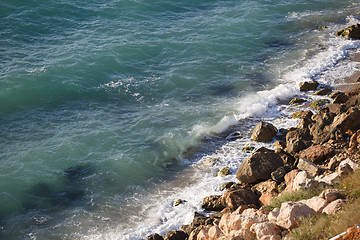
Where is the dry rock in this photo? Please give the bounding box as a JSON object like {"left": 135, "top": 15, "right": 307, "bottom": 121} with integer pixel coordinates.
{"left": 297, "top": 158, "right": 321, "bottom": 177}
{"left": 315, "top": 172, "right": 340, "bottom": 185}
{"left": 268, "top": 208, "right": 280, "bottom": 223}
{"left": 322, "top": 199, "right": 346, "bottom": 215}
{"left": 219, "top": 213, "right": 257, "bottom": 235}
{"left": 284, "top": 169, "right": 300, "bottom": 191}
{"left": 164, "top": 230, "right": 187, "bottom": 240}
{"left": 319, "top": 189, "right": 346, "bottom": 203}
{"left": 147, "top": 233, "right": 164, "bottom": 240}
{"left": 301, "top": 196, "right": 329, "bottom": 213}
{"left": 208, "top": 225, "right": 224, "bottom": 240}
{"left": 202, "top": 195, "right": 225, "bottom": 211}
{"left": 253, "top": 180, "right": 278, "bottom": 205}
{"left": 292, "top": 171, "right": 319, "bottom": 191}
{"left": 276, "top": 202, "right": 316, "bottom": 229}
{"left": 299, "top": 81, "right": 319, "bottom": 91}
{"left": 250, "top": 222, "right": 282, "bottom": 240}
{"left": 221, "top": 186, "right": 260, "bottom": 211}
{"left": 299, "top": 144, "right": 335, "bottom": 164}
{"left": 286, "top": 128, "right": 312, "bottom": 155}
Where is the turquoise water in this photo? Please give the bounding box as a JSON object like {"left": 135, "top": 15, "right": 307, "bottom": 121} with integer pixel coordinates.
{"left": 1, "top": 0, "right": 360, "bottom": 239}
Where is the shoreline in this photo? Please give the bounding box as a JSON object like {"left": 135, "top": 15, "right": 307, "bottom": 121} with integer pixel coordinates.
{"left": 147, "top": 26, "right": 360, "bottom": 240}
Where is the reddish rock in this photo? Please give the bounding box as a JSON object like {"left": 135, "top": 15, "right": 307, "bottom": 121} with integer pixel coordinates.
{"left": 236, "top": 147, "right": 283, "bottom": 184}
{"left": 196, "top": 226, "right": 211, "bottom": 240}
{"left": 219, "top": 213, "right": 257, "bottom": 235}
{"left": 251, "top": 121, "right": 278, "bottom": 142}
{"left": 284, "top": 169, "right": 299, "bottom": 191}
{"left": 276, "top": 202, "right": 316, "bottom": 229}
{"left": 299, "top": 145, "right": 335, "bottom": 164}
{"left": 221, "top": 187, "right": 260, "bottom": 211}
{"left": 250, "top": 222, "right": 282, "bottom": 240}
{"left": 252, "top": 180, "right": 278, "bottom": 205}
{"left": 208, "top": 225, "right": 224, "bottom": 240}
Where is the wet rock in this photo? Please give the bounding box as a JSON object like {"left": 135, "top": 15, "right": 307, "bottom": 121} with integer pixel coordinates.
{"left": 322, "top": 199, "right": 346, "bottom": 215}
{"left": 329, "top": 91, "right": 342, "bottom": 99}
{"left": 165, "top": 230, "right": 187, "bottom": 240}
{"left": 236, "top": 147, "right": 283, "bottom": 184}
{"left": 179, "top": 225, "right": 192, "bottom": 236}
{"left": 285, "top": 128, "right": 312, "bottom": 155}
{"left": 203, "top": 157, "right": 219, "bottom": 166}
{"left": 276, "top": 202, "right": 316, "bottom": 229}
{"left": 202, "top": 195, "right": 225, "bottom": 211}
{"left": 173, "top": 199, "right": 184, "bottom": 207}
{"left": 242, "top": 144, "right": 255, "bottom": 152}
{"left": 299, "top": 81, "right": 319, "bottom": 91}
{"left": 299, "top": 145, "right": 335, "bottom": 164}
{"left": 222, "top": 186, "right": 261, "bottom": 210}
{"left": 28, "top": 182, "right": 52, "bottom": 198}
{"left": 147, "top": 233, "right": 164, "bottom": 240}
{"left": 311, "top": 99, "right": 330, "bottom": 110}
{"left": 291, "top": 110, "right": 313, "bottom": 119}
{"left": 274, "top": 140, "right": 286, "bottom": 149}
{"left": 218, "top": 167, "right": 230, "bottom": 177}
{"left": 315, "top": 88, "right": 332, "bottom": 96}
{"left": 251, "top": 121, "right": 278, "bottom": 142}
{"left": 336, "top": 24, "right": 360, "bottom": 39}
{"left": 221, "top": 182, "right": 234, "bottom": 191}
{"left": 50, "top": 190, "right": 85, "bottom": 206}
{"left": 333, "top": 94, "right": 349, "bottom": 104}
{"left": 289, "top": 98, "right": 306, "bottom": 105}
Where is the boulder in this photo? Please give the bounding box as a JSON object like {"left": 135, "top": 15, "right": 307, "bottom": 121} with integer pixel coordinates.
{"left": 251, "top": 122, "right": 278, "bottom": 142}
{"left": 284, "top": 169, "right": 300, "bottom": 191}
{"left": 319, "top": 189, "right": 346, "bottom": 203}
{"left": 297, "top": 158, "right": 321, "bottom": 177}
{"left": 208, "top": 225, "right": 224, "bottom": 240}
{"left": 330, "top": 107, "right": 360, "bottom": 133}
{"left": 250, "top": 222, "right": 282, "bottom": 240}
{"left": 338, "top": 163, "right": 353, "bottom": 177}
{"left": 339, "top": 158, "right": 360, "bottom": 171}
{"left": 276, "top": 202, "right": 316, "bottom": 229}
{"left": 309, "top": 111, "right": 335, "bottom": 144}
{"left": 322, "top": 199, "right": 346, "bottom": 215}
{"left": 241, "top": 208, "right": 268, "bottom": 223}
{"left": 333, "top": 94, "right": 349, "bottom": 104}
{"left": 221, "top": 186, "right": 260, "bottom": 210}
{"left": 315, "top": 172, "right": 340, "bottom": 186}
{"left": 311, "top": 99, "right": 330, "bottom": 110}
{"left": 147, "top": 233, "right": 164, "bottom": 240}
{"left": 252, "top": 180, "right": 278, "bottom": 205}
{"left": 236, "top": 147, "right": 284, "bottom": 184}
{"left": 315, "top": 88, "right": 332, "bottom": 96}
{"left": 188, "top": 226, "right": 206, "bottom": 240}
{"left": 292, "top": 171, "right": 318, "bottom": 191}
{"left": 196, "top": 226, "right": 211, "bottom": 240}
{"left": 202, "top": 195, "right": 225, "bottom": 211}
{"left": 268, "top": 208, "right": 280, "bottom": 223}
{"left": 219, "top": 213, "right": 257, "bottom": 235}
{"left": 164, "top": 231, "right": 187, "bottom": 240}
{"left": 301, "top": 196, "right": 328, "bottom": 213}
{"left": 336, "top": 24, "right": 360, "bottom": 39}
{"left": 285, "top": 128, "right": 312, "bottom": 155}
{"left": 299, "top": 81, "right": 319, "bottom": 91}
{"left": 289, "top": 98, "right": 306, "bottom": 105}
{"left": 291, "top": 110, "right": 313, "bottom": 119}
{"left": 299, "top": 145, "right": 335, "bottom": 164}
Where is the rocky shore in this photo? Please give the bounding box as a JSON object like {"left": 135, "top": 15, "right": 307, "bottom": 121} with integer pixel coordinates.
{"left": 146, "top": 25, "right": 360, "bottom": 240}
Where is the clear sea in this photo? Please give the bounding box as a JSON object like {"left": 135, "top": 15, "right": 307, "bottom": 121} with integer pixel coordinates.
{"left": 1, "top": 0, "right": 360, "bottom": 239}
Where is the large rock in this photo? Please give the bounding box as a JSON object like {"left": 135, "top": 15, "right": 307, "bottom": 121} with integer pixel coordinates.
{"left": 292, "top": 171, "right": 318, "bottom": 191}
{"left": 147, "top": 233, "right": 164, "bottom": 240}
{"left": 309, "top": 110, "right": 335, "bottom": 144}
{"left": 284, "top": 169, "right": 299, "bottom": 191}
{"left": 252, "top": 180, "right": 278, "bottom": 205}
{"left": 336, "top": 24, "right": 360, "bottom": 39}
{"left": 319, "top": 189, "right": 346, "bottom": 203}
{"left": 164, "top": 230, "right": 187, "bottom": 240}
{"left": 330, "top": 107, "right": 360, "bottom": 133}
{"left": 236, "top": 147, "right": 283, "bottom": 184}
{"left": 276, "top": 202, "right": 316, "bottom": 229}
{"left": 322, "top": 199, "right": 346, "bottom": 215}
{"left": 299, "top": 81, "right": 319, "bottom": 91}
{"left": 297, "top": 158, "right": 321, "bottom": 177}
{"left": 196, "top": 226, "right": 211, "bottom": 240}
{"left": 285, "top": 128, "right": 312, "bottom": 155}
{"left": 250, "top": 222, "right": 282, "bottom": 240}
{"left": 301, "top": 196, "right": 328, "bottom": 213}
{"left": 202, "top": 195, "right": 225, "bottom": 211}
{"left": 315, "top": 172, "right": 340, "bottom": 186}
{"left": 219, "top": 213, "right": 257, "bottom": 235}
{"left": 221, "top": 186, "right": 260, "bottom": 210}
{"left": 299, "top": 145, "right": 335, "bottom": 164}
{"left": 251, "top": 122, "right": 278, "bottom": 142}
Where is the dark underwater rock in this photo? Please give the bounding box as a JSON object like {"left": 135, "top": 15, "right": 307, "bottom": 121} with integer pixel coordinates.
{"left": 63, "top": 164, "right": 93, "bottom": 181}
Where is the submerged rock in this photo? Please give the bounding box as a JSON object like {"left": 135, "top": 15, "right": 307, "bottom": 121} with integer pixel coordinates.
{"left": 63, "top": 164, "right": 93, "bottom": 181}
{"left": 218, "top": 167, "right": 230, "bottom": 177}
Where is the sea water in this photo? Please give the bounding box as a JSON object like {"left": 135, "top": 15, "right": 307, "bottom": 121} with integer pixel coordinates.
{"left": 0, "top": 0, "right": 360, "bottom": 239}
